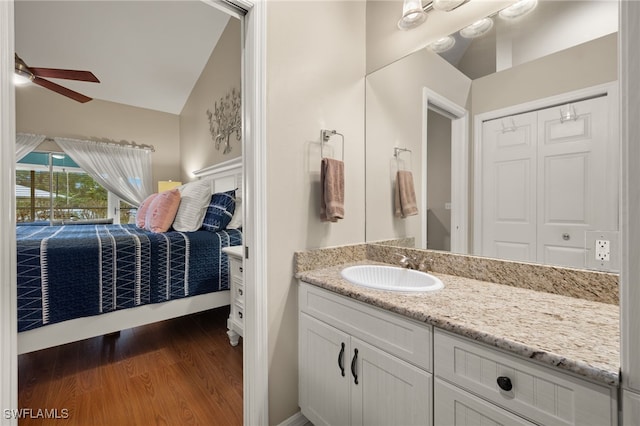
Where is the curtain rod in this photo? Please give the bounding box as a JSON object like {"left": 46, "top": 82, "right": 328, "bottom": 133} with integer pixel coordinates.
{"left": 44, "top": 136, "right": 155, "bottom": 152}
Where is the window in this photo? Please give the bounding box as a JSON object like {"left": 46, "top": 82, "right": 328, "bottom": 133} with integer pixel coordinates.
{"left": 16, "top": 151, "right": 132, "bottom": 224}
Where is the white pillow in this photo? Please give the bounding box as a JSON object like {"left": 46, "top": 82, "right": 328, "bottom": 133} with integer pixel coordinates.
{"left": 172, "top": 180, "right": 212, "bottom": 232}
{"left": 227, "top": 195, "right": 242, "bottom": 229}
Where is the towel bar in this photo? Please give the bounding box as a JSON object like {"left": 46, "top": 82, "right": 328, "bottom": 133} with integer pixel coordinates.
{"left": 320, "top": 129, "right": 344, "bottom": 161}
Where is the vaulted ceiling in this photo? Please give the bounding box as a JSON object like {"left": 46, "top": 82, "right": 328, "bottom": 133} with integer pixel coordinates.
{"left": 15, "top": 1, "right": 231, "bottom": 114}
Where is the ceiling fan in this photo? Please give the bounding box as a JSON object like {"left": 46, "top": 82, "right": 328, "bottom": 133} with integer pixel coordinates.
{"left": 14, "top": 53, "right": 100, "bottom": 103}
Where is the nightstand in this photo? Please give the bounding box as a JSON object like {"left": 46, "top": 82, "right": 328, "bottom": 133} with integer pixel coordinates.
{"left": 222, "top": 245, "right": 244, "bottom": 346}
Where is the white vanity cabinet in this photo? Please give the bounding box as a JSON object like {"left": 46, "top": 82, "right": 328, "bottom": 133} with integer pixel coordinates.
{"left": 222, "top": 245, "right": 244, "bottom": 346}
{"left": 434, "top": 330, "right": 618, "bottom": 426}
{"left": 298, "top": 282, "right": 433, "bottom": 426}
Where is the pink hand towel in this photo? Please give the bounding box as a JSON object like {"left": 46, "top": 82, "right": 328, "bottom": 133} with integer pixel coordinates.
{"left": 394, "top": 170, "right": 418, "bottom": 218}
{"left": 320, "top": 158, "right": 344, "bottom": 222}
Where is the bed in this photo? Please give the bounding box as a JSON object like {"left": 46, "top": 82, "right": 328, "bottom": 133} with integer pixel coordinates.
{"left": 16, "top": 157, "right": 243, "bottom": 354}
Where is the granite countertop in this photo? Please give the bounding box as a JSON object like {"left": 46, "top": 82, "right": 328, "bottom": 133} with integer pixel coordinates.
{"left": 296, "top": 261, "right": 620, "bottom": 387}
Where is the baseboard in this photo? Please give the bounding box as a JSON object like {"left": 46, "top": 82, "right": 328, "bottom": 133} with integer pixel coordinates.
{"left": 277, "top": 410, "right": 310, "bottom": 426}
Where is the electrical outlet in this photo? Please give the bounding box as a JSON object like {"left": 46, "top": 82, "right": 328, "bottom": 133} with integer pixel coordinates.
{"left": 445, "top": 202, "right": 451, "bottom": 210}
{"left": 595, "top": 239, "right": 610, "bottom": 261}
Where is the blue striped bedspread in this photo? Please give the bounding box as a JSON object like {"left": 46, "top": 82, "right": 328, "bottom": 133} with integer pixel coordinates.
{"left": 16, "top": 224, "right": 242, "bottom": 332}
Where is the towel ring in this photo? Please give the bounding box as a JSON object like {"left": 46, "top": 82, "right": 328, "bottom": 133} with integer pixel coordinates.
{"left": 321, "top": 129, "right": 344, "bottom": 161}
{"left": 394, "top": 147, "right": 412, "bottom": 171}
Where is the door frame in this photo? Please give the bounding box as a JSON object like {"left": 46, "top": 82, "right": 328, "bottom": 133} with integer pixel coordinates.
{"left": 472, "top": 81, "right": 619, "bottom": 256}
{"left": 0, "top": 1, "right": 269, "bottom": 424}
{"left": 422, "top": 88, "right": 468, "bottom": 253}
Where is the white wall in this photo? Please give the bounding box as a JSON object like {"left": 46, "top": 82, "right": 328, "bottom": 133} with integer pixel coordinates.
{"left": 16, "top": 85, "right": 180, "bottom": 186}
{"left": 179, "top": 18, "right": 241, "bottom": 181}
{"left": 266, "top": 1, "right": 366, "bottom": 423}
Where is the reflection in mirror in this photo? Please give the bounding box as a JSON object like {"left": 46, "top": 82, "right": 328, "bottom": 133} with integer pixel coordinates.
{"left": 365, "top": 0, "right": 619, "bottom": 272}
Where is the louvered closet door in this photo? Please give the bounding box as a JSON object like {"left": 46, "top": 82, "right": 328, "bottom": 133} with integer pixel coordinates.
{"left": 481, "top": 111, "right": 538, "bottom": 262}
{"left": 536, "top": 95, "right": 614, "bottom": 268}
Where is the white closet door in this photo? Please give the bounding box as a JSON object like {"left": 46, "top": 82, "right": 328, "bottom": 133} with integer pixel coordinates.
{"left": 536, "top": 96, "right": 613, "bottom": 268}
{"left": 480, "top": 95, "right": 615, "bottom": 268}
{"left": 481, "top": 111, "right": 538, "bottom": 262}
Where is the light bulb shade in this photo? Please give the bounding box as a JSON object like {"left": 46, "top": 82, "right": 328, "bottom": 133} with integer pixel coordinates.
{"left": 157, "top": 180, "right": 182, "bottom": 192}
{"left": 499, "top": 0, "right": 537, "bottom": 19}
{"left": 397, "top": 0, "right": 427, "bottom": 30}
{"left": 459, "top": 17, "right": 494, "bottom": 38}
{"left": 429, "top": 36, "right": 456, "bottom": 53}
{"left": 432, "top": 0, "right": 466, "bottom": 12}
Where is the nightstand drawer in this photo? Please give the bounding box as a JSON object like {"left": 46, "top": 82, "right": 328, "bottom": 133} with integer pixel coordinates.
{"left": 234, "top": 301, "right": 244, "bottom": 324}
{"left": 229, "top": 258, "right": 243, "bottom": 279}
{"left": 435, "top": 330, "right": 616, "bottom": 426}
{"left": 234, "top": 281, "right": 245, "bottom": 303}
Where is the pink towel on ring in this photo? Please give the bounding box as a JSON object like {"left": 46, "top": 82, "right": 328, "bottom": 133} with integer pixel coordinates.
{"left": 320, "top": 157, "right": 344, "bottom": 222}
{"left": 394, "top": 170, "right": 418, "bottom": 218}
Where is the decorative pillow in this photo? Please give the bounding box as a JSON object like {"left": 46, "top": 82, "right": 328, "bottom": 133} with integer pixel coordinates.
{"left": 227, "top": 195, "right": 242, "bottom": 229}
{"left": 145, "top": 189, "right": 181, "bottom": 233}
{"left": 136, "top": 193, "right": 158, "bottom": 228}
{"left": 172, "top": 180, "right": 212, "bottom": 232}
{"left": 202, "top": 190, "right": 236, "bottom": 232}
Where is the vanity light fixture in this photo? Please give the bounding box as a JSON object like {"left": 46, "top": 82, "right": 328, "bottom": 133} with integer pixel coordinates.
{"left": 429, "top": 35, "right": 456, "bottom": 53}
{"left": 459, "top": 17, "right": 494, "bottom": 38}
{"left": 432, "top": 0, "right": 467, "bottom": 12}
{"left": 499, "top": 0, "right": 537, "bottom": 19}
{"left": 398, "top": 0, "right": 469, "bottom": 30}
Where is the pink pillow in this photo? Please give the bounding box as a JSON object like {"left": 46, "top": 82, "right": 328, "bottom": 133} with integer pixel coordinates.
{"left": 136, "top": 193, "right": 158, "bottom": 228}
{"left": 144, "top": 189, "right": 181, "bottom": 233}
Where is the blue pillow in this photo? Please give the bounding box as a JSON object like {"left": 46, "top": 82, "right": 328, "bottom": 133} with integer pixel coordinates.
{"left": 202, "top": 190, "right": 236, "bottom": 232}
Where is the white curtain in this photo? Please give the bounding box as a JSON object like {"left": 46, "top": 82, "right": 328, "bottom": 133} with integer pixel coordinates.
{"left": 16, "top": 133, "right": 46, "bottom": 161}
{"left": 55, "top": 137, "right": 153, "bottom": 206}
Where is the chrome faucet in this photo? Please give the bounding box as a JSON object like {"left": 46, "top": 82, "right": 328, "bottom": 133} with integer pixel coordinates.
{"left": 396, "top": 253, "right": 431, "bottom": 272}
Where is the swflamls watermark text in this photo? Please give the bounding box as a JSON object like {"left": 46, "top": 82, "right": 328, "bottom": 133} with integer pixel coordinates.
{"left": 3, "top": 408, "right": 69, "bottom": 420}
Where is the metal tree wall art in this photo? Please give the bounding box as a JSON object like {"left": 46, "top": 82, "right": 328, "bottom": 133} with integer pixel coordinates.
{"left": 207, "top": 87, "right": 241, "bottom": 155}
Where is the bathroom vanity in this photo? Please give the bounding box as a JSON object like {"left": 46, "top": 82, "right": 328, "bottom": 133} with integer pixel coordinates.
{"left": 296, "top": 251, "right": 619, "bottom": 426}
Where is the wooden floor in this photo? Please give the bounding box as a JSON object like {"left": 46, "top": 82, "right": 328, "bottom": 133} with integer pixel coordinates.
{"left": 18, "top": 306, "right": 243, "bottom": 426}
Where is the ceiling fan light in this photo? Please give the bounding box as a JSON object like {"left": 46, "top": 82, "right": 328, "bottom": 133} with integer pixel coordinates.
{"left": 499, "top": 0, "right": 537, "bottom": 19}
{"left": 398, "top": 0, "right": 427, "bottom": 30}
{"left": 459, "top": 17, "right": 494, "bottom": 38}
{"left": 432, "top": 0, "right": 467, "bottom": 12}
{"left": 429, "top": 36, "right": 456, "bottom": 53}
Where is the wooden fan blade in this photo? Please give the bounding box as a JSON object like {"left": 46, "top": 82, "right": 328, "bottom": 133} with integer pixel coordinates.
{"left": 30, "top": 68, "right": 100, "bottom": 83}
{"left": 32, "top": 76, "right": 93, "bottom": 103}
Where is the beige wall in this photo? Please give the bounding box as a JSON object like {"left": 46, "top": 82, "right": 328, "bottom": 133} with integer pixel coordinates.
{"left": 266, "top": 1, "right": 366, "bottom": 423}
{"left": 365, "top": 46, "right": 470, "bottom": 246}
{"left": 16, "top": 85, "right": 180, "bottom": 186}
{"left": 471, "top": 33, "right": 618, "bottom": 115}
{"left": 427, "top": 111, "right": 451, "bottom": 251}
{"left": 179, "top": 18, "right": 241, "bottom": 181}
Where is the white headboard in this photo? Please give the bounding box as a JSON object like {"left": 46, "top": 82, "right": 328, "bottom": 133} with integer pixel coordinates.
{"left": 192, "top": 157, "right": 242, "bottom": 196}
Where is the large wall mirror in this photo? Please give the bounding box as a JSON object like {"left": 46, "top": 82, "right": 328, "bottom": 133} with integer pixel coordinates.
{"left": 365, "top": 0, "right": 619, "bottom": 272}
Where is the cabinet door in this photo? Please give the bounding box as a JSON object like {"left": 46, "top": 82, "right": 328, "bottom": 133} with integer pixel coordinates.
{"left": 351, "top": 338, "right": 432, "bottom": 426}
{"left": 299, "top": 313, "right": 351, "bottom": 426}
{"left": 435, "top": 378, "right": 536, "bottom": 426}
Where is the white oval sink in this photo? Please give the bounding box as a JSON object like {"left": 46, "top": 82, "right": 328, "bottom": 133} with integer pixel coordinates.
{"left": 340, "top": 265, "right": 444, "bottom": 292}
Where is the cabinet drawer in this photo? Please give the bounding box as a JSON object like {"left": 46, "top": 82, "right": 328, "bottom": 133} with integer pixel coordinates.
{"left": 234, "top": 301, "right": 244, "bottom": 324}
{"left": 434, "top": 330, "right": 616, "bottom": 426}
{"left": 435, "top": 378, "right": 536, "bottom": 426}
{"left": 229, "top": 258, "right": 243, "bottom": 279}
{"left": 299, "top": 282, "right": 432, "bottom": 372}
{"left": 234, "top": 281, "right": 245, "bottom": 303}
